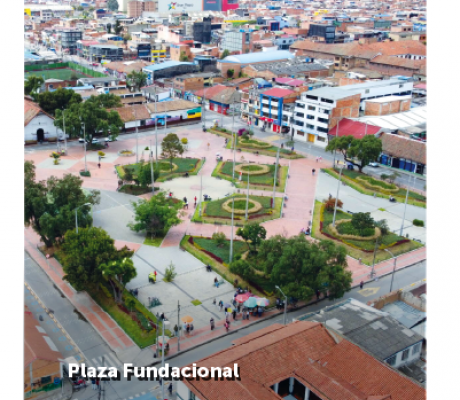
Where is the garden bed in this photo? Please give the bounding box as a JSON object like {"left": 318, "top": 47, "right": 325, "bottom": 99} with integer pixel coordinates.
{"left": 118, "top": 185, "right": 156, "bottom": 196}
{"left": 212, "top": 161, "right": 288, "bottom": 192}
{"left": 323, "top": 168, "right": 426, "bottom": 208}
{"left": 311, "top": 200, "right": 424, "bottom": 265}
{"left": 192, "top": 194, "right": 282, "bottom": 225}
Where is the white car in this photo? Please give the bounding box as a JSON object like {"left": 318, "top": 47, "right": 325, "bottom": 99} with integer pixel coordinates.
{"left": 78, "top": 138, "right": 99, "bottom": 144}
{"left": 104, "top": 136, "right": 117, "bottom": 142}
{"left": 368, "top": 162, "right": 379, "bottom": 167}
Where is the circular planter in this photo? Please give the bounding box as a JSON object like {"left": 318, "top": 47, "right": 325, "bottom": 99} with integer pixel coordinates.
{"left": 118, "top": 150, "right": 135, "bottom": 157}
{"left": 329, "top": 219, "right": 381, "bottom": 241}
{"left": 158, "top": 162, "right": 179, "bottom": 172}
{"left": 239, "top": 139, "right": 272, "bottom": 149}
{"left": 221, "top": 198, "right": 263, "bottom": 215}
{"left": 234, "top": 163, "right": 270, "bottom": 176}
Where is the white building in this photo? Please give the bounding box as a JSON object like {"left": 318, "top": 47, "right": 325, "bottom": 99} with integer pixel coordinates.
{"left": 24, "top": 98, "right": 61, "bottom": 143}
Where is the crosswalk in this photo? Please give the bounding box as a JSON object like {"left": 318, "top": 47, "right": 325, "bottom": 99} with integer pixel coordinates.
{"left": 84, "top": 352, "right": 124, "bottom": 372}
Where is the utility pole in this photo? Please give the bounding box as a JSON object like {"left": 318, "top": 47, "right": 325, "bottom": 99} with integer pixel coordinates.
{"left": 229, "top": 191, "right": 235, "bottom": 264}
{"left": 149, "top": 139, "right": 154, "bottom": 194}
{"left": 98, "top": 355, "right": 104, "bottom": 400}
{"left": 332, "top": 162, "right": 343, "bottom": 227}
{"left": 272, "top": 148, "right": 280, "bottom": 207}
{"left": 83, "top": 123, "right": 87, "bottom": 172}
{"left": 370, "top": 237, "right": 379, "bottom": 279}
{"left": 199, "top": 174, "right": 203, "bottom": 217}
{"left": 63, "top": 108, "right": 67, "bottom": 152}
{"left": 333, "top": 119, "right": 339, "bottom": 167}
{"left": 245, "top": 174, "right": 249, "bottom": 220}
{"left": 153, "top": 70, "right": 158, "bottom": 169}
{"left": 232, "top": 94, "right": 237, "bottom": 184}
{"left": 136, "top": 126, "right": 139, "bottom": 164}
{"left": 177, "top": 301, "right": 181, "bottom": 352}
{"left": 399, "top": 182, "right": 410, "bottom": 236}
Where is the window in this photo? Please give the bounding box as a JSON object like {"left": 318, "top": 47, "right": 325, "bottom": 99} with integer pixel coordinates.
{"left": 306, "top": 124, "right": 315, "bottom": 130}
{"left": 308, "top": 105, "right": 316, "bottom": 111}
{"left": 317, "top": 127, "right": 328, "bottom": 133}
{"left": 306, "top": 115, "right": 314, "bottom": 120}
{"left": 296, "top": 112, "right": 304, "bottom": 118}
{"left": 294, "top": 120, "right": 303, "bottom": 127}
{"left": 386, "top": 355, "right": 397, "bottom": 366}
{"left": 399, "top": 84, "right": 404, "bottom": 88}
{"left": 321, "top": 98, "right": 333, "bottom": 104}
{"left": 296, "top": 103, "right": 305, "bottom": 109}
{"left": 140, "top": 120, "right": 146, "bottom": 126}
{"left": 306, "top": 95, "right": 318, "bottom": 101}
{"left": 318, "top": 117, "right": 328, "bottom": 124}
{"left": 317, "top": 136, "right": 326, "bottom": 142}
{"left": 412, "top": 343, "right": 422, "bottom": 355}
{"left": 402, "top": 349, "right": 410, "bottom": 361}
{"left": 41, "top": 376, "right": 52, "bottom": 384}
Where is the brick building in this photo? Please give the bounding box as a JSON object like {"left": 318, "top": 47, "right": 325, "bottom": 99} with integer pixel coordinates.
{"left": 127, "top": 0, "right": 157, "bottom": 18}
{"left": 242, "top": 61, "right": 330, "bottom": 80}
{"left": 364, "top": 95, "right": 412, "bottom": 116}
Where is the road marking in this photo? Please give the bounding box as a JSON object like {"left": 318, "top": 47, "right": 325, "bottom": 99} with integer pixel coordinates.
{"left": 358, "top": 287, "right": 380, "bottom": 297}
{"left": 43, "top": 336, "right": 59, "bottom": 351}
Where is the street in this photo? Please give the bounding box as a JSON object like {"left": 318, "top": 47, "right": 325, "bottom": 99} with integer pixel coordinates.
{"left": 25, "top": 246, "right": 425, "bottom": 400}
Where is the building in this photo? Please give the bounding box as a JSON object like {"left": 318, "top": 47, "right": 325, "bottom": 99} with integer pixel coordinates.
{"left": 290, "top": 79, "right": 414, "bottom": 147}
{"left": 172, "top": 72, "right": 218, "bottom": 99}
{"left": 202, "top": 0, "right": 238, "bottom": 11}
{"left": 143, "top": 61, "right": 199, "bottom": 82}
{"left": 192, "top": 85, "right": 239, "bottom": 115}
{"left": 242, "top": 61, "right": 329, "bottom": 80}
{"left": 24, "top": 306, "right": 64, "bottom": 398}
{"left": 193, "top": 17, "right": 212, "bottom": 44}
{"left": 105, "top": 60, "right": 152, "bottom": 79}
{"left": 178, "top": 321, "right": 426, "bottom": 400}
{"left": 24, "top": 97, "right": 59, "bottom": 143}
{"left": 327, "top": 118, "right": 383, "bottom": 141}
{"left": 127, "top": 0, "right": 157, "bottom": 18}
{"left": 307, "top": 23, "right": 336, "bottom": 43}
{"left": 298, "top": 299, "right": 424, "bottom": 370}
{"left": 60, "top": 30, "right": 82, "bottom": 55}
{"left": 364, "top": 95, "right": 412, "bottom": 116}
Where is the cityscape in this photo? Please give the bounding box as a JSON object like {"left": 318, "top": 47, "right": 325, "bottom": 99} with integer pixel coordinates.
{"left": 23, "top": 1, "right": 430, "bottom": 400}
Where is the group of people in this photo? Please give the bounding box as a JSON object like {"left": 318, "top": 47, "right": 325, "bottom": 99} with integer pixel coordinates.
{"left": 315, "top": 157, "right": 322, "bottom": 162}
{"left": 183, "top": 321, "right": 194, "bottom": 334}
{"left": 301, "top": 227, "right": 311, "bottom": 235}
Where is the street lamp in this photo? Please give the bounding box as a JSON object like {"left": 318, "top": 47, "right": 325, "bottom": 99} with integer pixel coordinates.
{"left": 275, "top": 285, "right": 288, "bottom": 325}
{"left": 384, "top": 249, "right": 397, "bottom": 293}
{"left": 332, "top": 159, "right": 344, "bottom": 227}
{"left": 74, "top": 203, "right": 91, "bottom": 234}
{"left": 161, "top": 320, "right": 170, "bottom": 400}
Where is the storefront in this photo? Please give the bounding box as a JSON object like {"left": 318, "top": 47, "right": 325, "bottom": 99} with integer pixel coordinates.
{"left": 379, "top": 154, "right": 425, "bottom": 175}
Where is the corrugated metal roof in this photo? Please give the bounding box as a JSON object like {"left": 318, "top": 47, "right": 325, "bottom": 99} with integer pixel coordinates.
{"left": 222, "top": 50, "right": 295, "bottom": 64}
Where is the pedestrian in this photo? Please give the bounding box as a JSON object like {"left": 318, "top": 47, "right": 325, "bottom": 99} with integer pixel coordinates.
{"left": 316, "top": 157, "right": 318, "bottom": 162}
{"left": 160, "top": 312, "right": 165, "bottom": 320}
{"left": 360, "top": 281, "right": 364, "bottom": 289}
{"left": 96, "top": 379, "right": 100, "bottom": 390}
{"left": 168, "top": 382, "right": 173, "bottom": 395}
{"left": 190, "top": 323, "right": 194, "bottom": 332}
{"left": 183, "top": 322, "right": 187, "bottom": 333}
{"left": 169, "top": 192, "right": 172, "bottom": 198}
{"left": 276, "top": 297, "right": 280, "bottom": 309}
{"left": 213, "top": 298, "right": 216, "bottom": 306}
{"left": 258, "top": 307, "right": 262, "bottom": 317}
{"left": 194, "top": 196, "right": 197, "bottom": 205}
{"left": 183, "top": 196, "right": 187, "bottom": 204}
{"left": 312, "top": 168, "right": 316, "bottom": 175}
{"left": 210, "top": 317, "right": 215, "bottom": 330}
{"left": 98, "top": 162, "right": 101, "bottom": 169}
{"left": 225, "top": 321, "right": 229, "bottom": 331}
{"left": 319, "top": 156, "right": 322, "bottom": 162}
{"left": 91, "top": 378, "right": 96, "bottom": 390}
{"left": 246, "top": 310, "right": 250, "bottom": 320}
{"left": 186, "top": 323, "right": 190, "bottom": 334}
{"left": 232, "top": 309, "right": 237, "bottom": 320}
{"left": 316, "top": 290, "right": 320, "bottom": 300}
{"left": 185, "top": 202, "right": 188, "bottom": 209}
{"left": 225, "top": 310, "right": 228, "bottom": 320}
{"left": 237, "top": 304, "right": 241, "bottom": 313}
{"left": 148, "top": 296, "right": 151, "bottom": 305}
{"left": 219, "top": 302, "right": 223, "bottom": 311}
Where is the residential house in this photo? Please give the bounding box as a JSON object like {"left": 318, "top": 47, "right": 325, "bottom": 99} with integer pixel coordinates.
{"left": 172, "top": 72, "right": 219, "bottom": 99}
{"left": 178, "top": 320, "right": 426, "bottom": 400}
{"left": 98, "top": 85, "right": 147, "bottom": 106}
{"left": 364, "top": 95, "right": 412, "bottom": 116}
{"left": 24, "top": 97, "right": 59, "bottom": 143}
{"left": 105, "top": 60, "right": 152, "bottom": 80}
{"left": 142, "top": 61, "right": 199, "bottom": 82}
{"left": 24, "top": 306, "right": 64, "bottom": 399}
{"left": 298, "top": 299, "right": 424, "bottom": 370}
{"left": 242, "top": 60, "right": 330, "bottom": 80}
{"left": 192, "top": 85, "right": 240, "bottom": 115}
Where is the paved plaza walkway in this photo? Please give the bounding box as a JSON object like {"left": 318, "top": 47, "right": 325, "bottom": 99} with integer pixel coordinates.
{"left": 24, "top": 125, "right": 427, "bottom": 362}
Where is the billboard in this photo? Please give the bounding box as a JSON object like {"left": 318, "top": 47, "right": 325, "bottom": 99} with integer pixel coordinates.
{"left": 158, "top": 0, "right": 202, "bottom": 13}
{"left": 203, "top": 0, "right": 221, "bottom": 11}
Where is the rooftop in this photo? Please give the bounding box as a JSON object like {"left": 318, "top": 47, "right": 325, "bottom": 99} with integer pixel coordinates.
{"left": 380, "top": 132, "right": 426, "bottom": 165}
{"left": 143, "top": 61, "right": 195, "bottom": 72}
{"left": 328, "top": 118, "right": 381, "bottom": 139}
{"left": 356, "top": 105, "right": 427, "bottom": 130}
{"left": 222, "top": 50, "right": 295, "bottom": 64}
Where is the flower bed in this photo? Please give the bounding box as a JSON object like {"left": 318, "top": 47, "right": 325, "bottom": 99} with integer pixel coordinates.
{"left": 234, "top": 163, "right": 270, "bottom": 175}
{"left": 356, "top": 176, "right": 399, "bottom": 193}
{"left": 118, "top": 149, "right": 135, "bottom": 157}
{"left": 330, "top": 219, "right": 381, "bottom": 241}
{"left": 221, "top": 198, "right": 263, "bottom": 214}
{"left": 238, "top": 139, "right": 272, "bottom": 149}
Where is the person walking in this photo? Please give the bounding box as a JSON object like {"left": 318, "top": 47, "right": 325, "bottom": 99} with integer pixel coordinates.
{"left": 168, "top": 382, "right": 173, "bottom": 395}
{"left": 194, "top": 196, "right": 197, "bottom": 206}
{"left": 319, "top": 156, "right": 322, "bottom": 162}
{"left": 225, "top": 321, "right": 229, "bottom": 331}
{"left": 312, "top": 168, "right": 316, "bottom": 175}
{"left": 232, "top": 309, "right": 237, "bottom": 320}
{"left": 91, "top": 378, "right": 96, "bottom": 390}
{"left": 183, "top": 321, "right": 187, "bottom": 333}
{"left": 97, "top": 162, "right": 101, "bottom": 169}
{"left": 210, "top": 317, "right": 215, "bottom": 330}
{"left": 185, "top": 201, "right": 188, "bottom": 209}
{"left": 219, "top": 301, "right": 223, "bottom": 311}
{"left": 360, "top": 281, "right": 364, "bottom": 289}
{"left": 246, "top": 310, "right": 250, "bottom": 320}
{"left": 225, "top": 310, "right": 229, "bottom": 321}
{"left": 186, "top": 323, "right": 190, "bottom": 334}
{"left": 183, "top": 196, "right": 187, "bottom": 204}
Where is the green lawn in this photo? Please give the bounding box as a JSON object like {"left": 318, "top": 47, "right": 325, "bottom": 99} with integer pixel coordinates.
{"left": 193, "top": 194, "right": 281, "bottom": 224}
{"left": 311, "top": 201, "right": 424, "bottom": 265}
{"left": 143, "top": 236, "right": 164, "bottom": 247}
{"left": 213, "top": 161, "right": 288, "bottom": 192}
{"left": 25, "top": 68, "right": 87, "bottom": 80}
{"left": 325, "top": 168, "right": 426, "bottom": 207}
{"left": 118, "top": 185, "right": 153, "bottom": 196}
{"left": 194, "top": 237, "right": 248, "bottom": 263}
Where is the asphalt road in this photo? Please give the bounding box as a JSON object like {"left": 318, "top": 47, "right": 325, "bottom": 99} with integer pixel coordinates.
{"left": 25, "top": 248, "right": 425, "bottom": 400}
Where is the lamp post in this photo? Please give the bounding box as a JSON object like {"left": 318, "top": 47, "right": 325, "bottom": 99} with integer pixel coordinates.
{"left": 135, "top": 126, "right": 139, "bottom": 164}
{"left": 272, "top": 148, "right": 280, "bottom": 208}
{"left": 82, "top": 122, "right": 87, "bottom": 172}
{"left": 62, "top": 107, "right": 67, "bottom": 153}
{"left": 199, "top": 174, "right": 203, "bottom": 217}
{"left": 149, "top": 140, "right": 154, "bottom": 194}
{"left": 275, "top": 285, "right": 288, "bottom": 325}
{"left": 153, "top": 70, "right": 158, "bottom": 169}
{"left": 332, "top": 160, "right": 344, "bottom": 227}
{"left": 384, "top": 249, "right": 398, "bottom": 293}
{"left": 74, "top": 203, "right": 91, "bottom": 234}
{"left": 220, "top": 94, "right": 225, "bottom": 128}
{"left": 229, "top": 191, "right": 235, "bottom": 264}
{"left": 231, "top": 90, "right": 238, "bottom": 184}
{"left": 161, "top": 320, "right": 170, "bottom": 400}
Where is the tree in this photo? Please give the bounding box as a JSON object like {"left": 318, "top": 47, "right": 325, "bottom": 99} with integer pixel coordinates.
{"left": 87, "top": 93, "right": 122, "bottom": 109}
{"left": 99, "top": 257, "right": 137, "bottom": 304}
{"left": 123, "top": 34, "right": 132, "bottom": 46}
{"left": 326, "top": 135, "right": 382, "bottom": 172}
{"left": 77, "top": 5, "right": 84, "bottom": 11}
{"left": 257, "top": 235, "right": 350, "bottom": 301}
{"left": 179, "top": 51, "right": 189, "bottom": 61}
{"left": 136, "top": 163, "right": 160, "bottom": 187}
{"left": 53, "top": 95, "right": 123, "bottom": 142}
{"left": 236, "top": 223, "right": 266, "bottom": 254}
{"left": 25, "top": 76, "right": 44, "bottom": 95}
{"left": 229, "top": 259, "right": 252, "bottom": 280}
{"left": 220, "top": 49, "right": 230, "bottom": 59}
{"left": 35, "top": 87, "right": 82, "bottom": 116}
{"left": 58, "top": 227, "right": 133, "bottom": 292}
{"left": 24, "top": 161, "right": 100, "bottom": 248}
{"left": 128, "top": 192, "right": 182, "bottom": 238}
{"left": 351, "top": 212, "right": 375, "bottom": 235}
{"left": 212, "top": 232, "right": 227, "bottom": 248}
{"left": 108, "top": 0, "right": 119, "bottom": 11}
{"left": 324, "top": 197, "right": 343, "bottom": 212}
{"left": 114, "top": 19, "right": 123, "bottom": 35}
{"left": 107, "top": 23, "right": 112, "bottom": 33}
{"left": 126, "top": 70, "right": 148, "bottom": 91}
{"left": 227, "top": 69, "right": 234, "bottom": 78}
{"left": 123, "top": 168, "right": 134, "bottom": 185}
{"left": 164, "top": 262, "right": 177, "bottom": 282}
{"left": 161, "top": 133, "right": 184, "bottom": 171}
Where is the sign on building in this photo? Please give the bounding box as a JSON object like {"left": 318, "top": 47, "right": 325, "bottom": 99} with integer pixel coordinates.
{"left": 158, "top": 0, "right": 203, "bottom": 13}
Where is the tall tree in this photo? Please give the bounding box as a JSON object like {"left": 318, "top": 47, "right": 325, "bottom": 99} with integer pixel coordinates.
{"left": 326, "top": 135, "right": 382, "bottom": 172}
{"left": 53, "top": 96, "right": 123, "bottom": 142}
{"left": 351, "top": 212, "right": 375, "bottom": 235}
{"left": 220, "top": 49, "right": 230, "bottom": 59}
{"left": 236, "top": 223, "right": 266, "bottom": 254}
{"left": 24, "top": 161, "right": 100, "bottom": 247}
{"left": 137, "top": 163, "right": 160, "bottom": 187}
{"left": 107, "top": 23, "right": 112, "bottom": 33}
{"left": 86, "top": 93, "right": 122, "bottom": 109}
{"left": 108, "top": 0, "right": 119, "bottom": 11}
{"left": 128, "top": 192, "right": 182, "bottom": 238}
{"left": 256, "top": 235, "right": 350, "bottom": 301}
{"left": 25, "top": 76, "right": 44, "bottom": 96}
{"left": 114, "top": 19, "right": 123, "bottom": 35}
{"left": 58, "top": 227, "right": 133, "bottom": 291}
{"left": 161, "top": 133, "right": 184, "bottom": 171}
{"left": 99, "top": 257, "right": 137, "bottom": 303}
{"left": 126, "top": 70, "right": 148, "bottom": 91}
{"left": 35, "top": 88, "right": 82, "bottom": 116}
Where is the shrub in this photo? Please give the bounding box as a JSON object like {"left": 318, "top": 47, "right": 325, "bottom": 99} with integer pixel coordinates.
{"left": 163, "top": 262, "right": 177, "bottom": 282}
{"left": 413, "top": 219, "right": 424, "bottom": 227}
{"left": 181, "top": 138, "right": 188, "bottom": 145}
{"left": 212, "top": 232, "right": 227, "bottom": 247}
{"left": 324, "top": 197, "right": 343, "bottom": 211}
{"left": 98, "top": 151, "right": 105, "bottom": 157}
{"left": 145, "top": 146, "right": 149, "bottom": 151}
{"left": 79, "top": 170, "right": 91, "bottom": 177}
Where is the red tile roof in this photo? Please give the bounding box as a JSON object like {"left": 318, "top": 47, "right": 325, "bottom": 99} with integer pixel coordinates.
{"left": 262, "top": 87, "right": 295, "bottom": 98}
{"left": 381, "top": 133, "right": 426, "bottom": 164}
{"left": 24, "top": 98, "right": 54, "bottom": 127}
{"left": 193, "top": 84, "right": 229, "bottom": 100}
{"left": 275, "top": 77, "right": 304, "bottom": 87}
{"left": 328, "top": 118, "right": 381, "bottom": 139}
{"left": 184, "top": 321, "right": 425, "bottom": 400}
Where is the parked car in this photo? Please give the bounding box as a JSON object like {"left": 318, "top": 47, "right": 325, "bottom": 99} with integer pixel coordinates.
{"left": 78, "top": 137, "right": 99, "bottom": 144}
{"left": 368, "top": 162, "right": 379, "bottom": 167}
{"left": 104, "top": 136, "right": 117, "bottom": 142}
